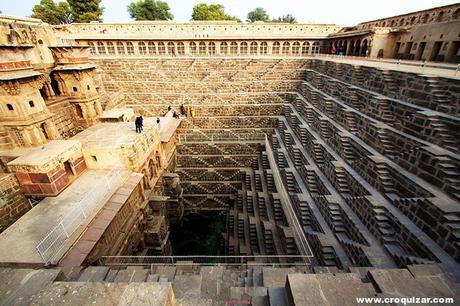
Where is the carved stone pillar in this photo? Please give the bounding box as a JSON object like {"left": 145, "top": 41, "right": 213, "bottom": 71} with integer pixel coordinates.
{"left": 86, "top": 102, "right": 97, "bottom": 118}
{"left": 27, "top": 126, "right": 41, "bottom": 146}
{"left": 94, "top": 101, "right": 103, "bottom": 116}
{"left": 44, "top": 120, "right": 60, "bottom": 139}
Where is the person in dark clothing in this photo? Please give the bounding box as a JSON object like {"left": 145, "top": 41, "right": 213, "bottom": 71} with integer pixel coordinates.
{"left": 180, "top": 104, "right": 186, "bottom": 116}
{"left": 139, "top": 116, "right": 144, "bottom": 132}
{"left": 168, "top": 105, "right": 172, "bottom": 112}
{"left": 135, "top": 116, "right": 141, "bottom": 133}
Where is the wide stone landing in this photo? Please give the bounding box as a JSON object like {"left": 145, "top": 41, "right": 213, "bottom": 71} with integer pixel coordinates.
{"left": 0, "top": 169, "right": 128, "bottom": 266}
{"left": 146, "top": 117, "right": 182, "bottom": 143}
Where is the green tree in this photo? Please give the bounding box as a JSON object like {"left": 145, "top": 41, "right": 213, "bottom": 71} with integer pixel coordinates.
{"left": 247, "top": 7, "right": 269, "bottom": 22}
{"left": 191, "top": 3, "right": 239, "bottom": 21}
{"left": 127, "top": 0, "right": 173, "bottom": 21}
{"left": 31, "top": 0, "right": 74, "bottom": 24}
{"left": 273, "top": 14, "right": 297, "bottom": 23}
{"left": 67, "top": 0, "right": 104, "bottom": 23}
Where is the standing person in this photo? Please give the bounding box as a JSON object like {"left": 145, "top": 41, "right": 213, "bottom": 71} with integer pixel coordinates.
{"left": 331, "top": 45, "right": 336, "bottom": 55}
{"left": 180, "top": 104, "right": 186, "bottom": 116}
{"left": 135, "top": 116, "right": 141, "bottom": 133}
{"left": 139, "top": 115, "right": 144, "bottom": 132}
{"left": 339, "top": 46, "right": 344, "bottom": 56}
{"left": 156, "top": 117, "right": 161, "bottom": 130}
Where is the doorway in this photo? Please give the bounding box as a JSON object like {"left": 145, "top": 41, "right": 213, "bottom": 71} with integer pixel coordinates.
{"left": 40, "top": 123, "right": 49, "bottom": 140}
{"left": 415, "top": 42, "right": 426, "bottom": 61}
{"left": 429, "top": 41, "right": 443, "bottom": 61}
{"left": 445, "top": 41, "right": 460, "bottom": 63}
{"left": 64, "top": 161, "right": 75, "bottom": 177}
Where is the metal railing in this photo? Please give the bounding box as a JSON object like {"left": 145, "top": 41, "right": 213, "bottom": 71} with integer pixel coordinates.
{"left": 312, "top": 53, "right": 460, "bottom": 77}
{"left": 178, "top": 133, "right": 266, "bottom": 143}
{"left": 265, "top": 135, "right": 314, "bottom": 261}
{"left": 35, "top": 170, "right": 123, "bottom": 265}
{"left": 101, "top": 255, "right": 312, "bottom": 267}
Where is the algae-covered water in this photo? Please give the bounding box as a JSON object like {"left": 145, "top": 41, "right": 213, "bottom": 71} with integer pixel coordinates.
{"left": 169, "top": 213, "right": 225, "bottom": 255}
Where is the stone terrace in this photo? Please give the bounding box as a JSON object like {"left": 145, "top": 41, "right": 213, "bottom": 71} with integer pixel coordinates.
{"left": 94, "top": 57, "right": 460, "bottom": 277}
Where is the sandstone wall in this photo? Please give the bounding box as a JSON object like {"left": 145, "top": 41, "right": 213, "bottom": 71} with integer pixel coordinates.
{"left": 0, "top": 174, "right": 30, "bottom": 233}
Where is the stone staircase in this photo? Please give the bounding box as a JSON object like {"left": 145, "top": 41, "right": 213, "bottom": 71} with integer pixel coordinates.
{"left": 3, "top": 263, "right": 457, "bottom": 305}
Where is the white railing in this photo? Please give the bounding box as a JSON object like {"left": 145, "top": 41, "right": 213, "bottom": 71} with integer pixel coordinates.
{"left": 35, "top": 170, "right": 123, "bottom": 265}
{"left": 265, "top": 135, "right": 314, "bottom": 260}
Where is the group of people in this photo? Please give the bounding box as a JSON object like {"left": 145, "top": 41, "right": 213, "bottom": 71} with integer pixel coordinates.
{"left": 160, "top": 104, "right": 195, "bottom": 118}
{"left": 135, "top": 115, "right": 144, "bottom": 133}
{"left": 134, "top": 104, "right": 195, "bottom": 133}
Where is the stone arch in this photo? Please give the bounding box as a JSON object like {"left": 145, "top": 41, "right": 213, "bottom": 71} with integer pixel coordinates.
{"left": 220, "top": 42, "right": 228, "bottom": 54}
{"left": 97, "top": 42, "right": 106, "bottom": 55}
{"left": 355, "top": 39, "right": 361, "bottom": 55}
{"left": 208, "top": 42, "right": 216, "bottom": 55}
{"left": 126, "top": 42, "right": 135, "bottom": 55}
{"left": 230, "top": 42, "right": 238, "bottom": 54}
{"left": 272, "top": 41, "right": 280, "bottom": 54}
{"left": 155, "top": 151, "right": 162, "bottom": 169}
{"left": 190, "top": 42, "right": 197, "bottom": 55}
{"left": 177, "top": 42, "right": 185, "bottom": 55}
{"left": 436, "top": 11, "right": 444, "bottom": 22}
{"left": 421, "top": 13, "right": 429, "bottom": 23}
{"left": 167, "top": 42, "right": 175, "bottom": 55}
{"left": 349, "top": 40, "right": 355, "bottom": 55}
{"left": 250, "top": 41, "right": 258, "bottom": 55}
{"left": 260, "top": 42, "right": 268, "bottom": 54}
{"left": 399, "top": 19, "right": 405, "bottom": 26}
{"left": 148, "top": 42, "right": 156, "bottom": 54}
{"left": 107, "top": 42, "right": 115, "bottom": 55}
{"left": 199, "top": 41, "right": 206, "bottom": 55}
{"left": 292, "top": 42, "right": 300, "bottom": 55}
{"left": 75, "top": 104, "right": 83, "bottom": 118}
{"left": 282, "top": 41, "right": 290, "bottom": 55}
{"left": 142, "top": 169, "right": 149, "bottom": 189}
{"left": 138, "top": 42, "right": 147, "bottom": 55}
{"left": 361, "top": 39, "right": 368, "bottom": 56}
{"left": 88, "top": 42, "right": 96, "bottom": 54}
{"left": 312, "top": 42, "right": 320, "bottom": 54}
{"left": 240, "top": 42, "right": 248, "bottom": 55}
{"left": 117, "top": 42, "right": 125, "bottom": 55}
{"left": 301, "top": 42, "right": 310, "bottom": 55}
{"left": 453, "top": 8, "right": 460, "bottom": 20}
{"left": 148, "top": 158, "right": 156, "bottom": 179}
{"left": 158, "top": 42, "right": 166, "bottom": 54}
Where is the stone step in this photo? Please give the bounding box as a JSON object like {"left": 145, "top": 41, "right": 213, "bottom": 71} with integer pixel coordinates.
{"left": 77, "top": 267, "right": 110, "bottom": 282}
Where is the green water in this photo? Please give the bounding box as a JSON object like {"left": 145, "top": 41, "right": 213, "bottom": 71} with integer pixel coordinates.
{"left": 169, "top": 213, "right": 225, "bottom": 255}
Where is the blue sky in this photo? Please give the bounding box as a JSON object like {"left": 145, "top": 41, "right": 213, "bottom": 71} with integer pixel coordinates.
{"left": 1, "top": 0, "right": 458, "bottom": 25}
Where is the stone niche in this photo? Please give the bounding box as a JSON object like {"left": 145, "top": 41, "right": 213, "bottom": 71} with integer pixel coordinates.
{"left": 7, "top": 140, "right": 86, "bottom": 196}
